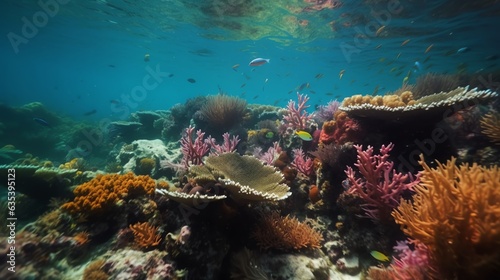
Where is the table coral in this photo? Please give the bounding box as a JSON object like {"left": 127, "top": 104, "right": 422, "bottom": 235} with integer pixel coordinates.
{"left": 393, "top": 156, "right": 500, "bottom": 279}
{"left": 61, "top": 172, "right": 156, "bottom": 217}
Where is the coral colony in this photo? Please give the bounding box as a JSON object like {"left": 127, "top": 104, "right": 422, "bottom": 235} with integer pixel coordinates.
{"left": 1, "top": 80, "right": 500, "bottom": 279}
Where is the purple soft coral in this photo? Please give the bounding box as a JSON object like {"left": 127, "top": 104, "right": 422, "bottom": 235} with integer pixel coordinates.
{"left": 345, "top": 143, "right": 419, "bottom": 222}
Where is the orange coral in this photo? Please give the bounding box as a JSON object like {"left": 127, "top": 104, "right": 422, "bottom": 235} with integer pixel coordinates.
{"left": 73, "top": 231, "right": 90, "bottom": 246}
{"left": 252, "top": 212, "right": 323, "bottom": 251}
{"left": 480, "top": 112, "right": 500, "bottom": 145}
{"left": 129, "top": 222, "right": 162, "bottom": 249}
{"left": 61, "top": 172, "right": 156, "bottom": 217}
{"left": 392, "top": 155, "right": 500, "bottom": 279}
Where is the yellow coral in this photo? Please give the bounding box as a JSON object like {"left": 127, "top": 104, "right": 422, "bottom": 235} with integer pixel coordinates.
{"left": 60, "top": 158, "right": 84, "bottom": 170}
{"left": 392, "top": 155, "right": 500, "bottom": 279}
{"left": 129, "top": 222, "right": 162, "bottom": 249}
{"left": 252, "top": 212, "right": 323, "bottom": 251}
{"left": 480, "top": 112, "right": 500, "bottom": 145}
{"left": 61, "top": 172, "right": 156, "bottom": 217}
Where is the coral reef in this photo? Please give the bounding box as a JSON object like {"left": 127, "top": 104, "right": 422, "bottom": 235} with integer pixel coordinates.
{"left": 252, "top": 212, "right": 323, "bottom": 251}
{"left": 129, "top": 222, "right": 162, "bottom": 249}
{"left": 61, "top": 172, "right": 156, "bottom": 218}
{"left": 392, "top": 156, "right": 500, "bottom": 279}
{"left": 319, "top": 111, "right": 362, "bottom": 145}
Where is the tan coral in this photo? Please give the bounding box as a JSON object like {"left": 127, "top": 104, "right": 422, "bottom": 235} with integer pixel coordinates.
{"left": 480, "top": 112, "right": 500, "bottom": 145}
{"left": 340, "top": 86, "right": 497, "bottom": 120}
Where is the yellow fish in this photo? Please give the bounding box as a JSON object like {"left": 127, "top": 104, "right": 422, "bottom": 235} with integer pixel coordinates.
{"left": 375, "top": 25, "right": 385, "bottom": 36}
{"left": 295, "top": 130, "right": 313, "bottom": 141}
{"left": 370, "top": 251, "right": 390, "bottom": 262}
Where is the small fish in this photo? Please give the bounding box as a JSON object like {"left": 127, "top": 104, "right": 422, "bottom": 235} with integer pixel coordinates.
{"left": 144, "top": 53, "right": 150, "bottom": 62}
{"left": 457, "top": 47, "right": 470, "bottom": 54}
{"left": 396, "top": 52, "right": 401, "bottom": 59}
{"left": 414, "top": 61, "right": 422, "bottom": 72}
{"left": 326, "top": 92, "right": 333, "bottom": 96}
{"left": 298, "top": 83, "right": 310, "bottom": 91}
{"left": 108, "top": 64, "right": 115, "bottom": 68}
{"left": 309, "top": 90, "right": 316, "bottom": 94}
{"left": 379, "top": 57, "right": 386, "bottom": 63}
{"left": 423, "top": 55, "right": 432, "bottom": 63}
{"left": 425, "top": 44, "right": 434, "bottom": 53}
{"left": 168, "top": 73, "right": 174, "bottom": 78}
{"left": 372, "top": 85, "right": 379, "bottom": 96}
{"left": 249, "top": 58, "right": 270, "bottom": 66}
{"left": 287, "top": 90, "right": 293, "bottom": 94}
{"left": 265, "top": 78, "right": 269, "bottom": 83}
{"left": 375, "top": 25, "right": 385, "bottom": 36}
{"left": 390, "top": 67, "right": 397, "bottom": 73}
{"left": 187, "top": 78, "right": 196, "bottom": 83}
{"left": 240, "top": 83, "right": 246, "bottom": 88}
{"left": 33, "top": 117, "right": 50, "bottom": 127}
{"left": 315, "top": 73, "right": 324, "bottom": 79}
{"left": 401, "top": 39, "right": 410, "bottom": 46}
{"left": 339, "top": 69, "right": 345, "bottom": 79}
{"left": 485, "top": 55, "right": 498, "bottom": 61}
{"left": 253, "top": 95, "right": 259, "bottom": 99}
{"left": 444, "top": 49, "right": 456, "bottom": 56}
{"left": 375, "top": 44, "right": 382, "bottom": 49}
{"left": 83, "top": 109, "right": 97, "bottom": 116}
{"left": 232, "top": 64, "right": 240, "bottom": 71}
{"left": 370, "top": 251, "right": 390, "bottom": 262}
{"left": 295, "top": 130, "right": 313, "bottom": 141}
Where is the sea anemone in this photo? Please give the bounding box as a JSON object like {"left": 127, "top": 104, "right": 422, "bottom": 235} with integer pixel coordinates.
{"left": 196, "top": 94, "right": 247, "bottom": 133}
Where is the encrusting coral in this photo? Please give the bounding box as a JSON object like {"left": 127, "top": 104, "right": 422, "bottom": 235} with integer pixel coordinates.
{"left": 392, "top": 155, "right": 500, "bottom": 279}
{"left": 480, "top": 112, "right": 500, "bottom": 145}
{"left": 61, "top": 172, "right": 156, "bottom": 217}
{"left": 252, "top": 212, "right": 323, "bottom": 251}
{"left": 129, "top": 222, "right": 162, "bottom": 249}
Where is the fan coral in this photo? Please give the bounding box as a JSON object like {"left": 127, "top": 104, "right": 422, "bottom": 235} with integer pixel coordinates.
{"left": 345, "top": 143, "right": 419, "bottom": 222}
{"left": 392, "top": 156, "right": 500, "bottom": 279}
{"left": 252, "top": 212, "right": 323, "bottom": 251}
{"left": 197, "top": 94, "right": 247, "bottom": 132}
{"left": 61, "top": 172, "right": 156, "bottom": 217}
{"left": 480, "top": 112, "right": 500, "bottom": 145}
{"left": 129, "top": 222, "right": 162, "bottom": 249}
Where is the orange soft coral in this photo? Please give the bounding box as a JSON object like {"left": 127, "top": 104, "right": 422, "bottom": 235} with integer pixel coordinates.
{"left": 129, "top": 222, "right": 162, "bottom": 249}
{"left": 252, "top": 212, "right": 323, "bottom": 251}
{"left": 61, "top": 172, "right": 156, "bottom": 217}
{"left": 392, "top": 155, "right": 500, "bottom": 279}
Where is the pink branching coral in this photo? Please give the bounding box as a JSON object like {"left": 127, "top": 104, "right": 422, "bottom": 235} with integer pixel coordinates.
{"left": 208, "top": 132, "right": 240, "bottom": 156}
{"left": 344, "top": 143, "right": 419, "bottom": 222}
{"left": 390, "top": 240, "right": 432, "bottom": 278}
{"left": 180, "top": 125, "right": 211, "bottom": 168}
{"left": 291, "top": 148, "right": 314, "bottom": 177}
{"left": 253, "top": 141, "right": 283, "bottom": 165}
{"left": 283, "top": 92, "right": 314, "bottom": 131}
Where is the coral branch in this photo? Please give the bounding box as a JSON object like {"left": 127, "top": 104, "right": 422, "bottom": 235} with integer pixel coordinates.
{"left": 291, "top": 148, "right": 314, "bottom": 177}
{"left": 283, "top": 92, "right": 313, "bottom": 130}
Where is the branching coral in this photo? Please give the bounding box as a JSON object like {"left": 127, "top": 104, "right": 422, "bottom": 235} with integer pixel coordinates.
{"left": 480, "top": 112, "right": 500, "bottom": 145}
{"left": 291, "top": 148, "right": 314, "bottom": 177}
{"left": 129, "top": 222, "right": 162, "bottom": 249}
{"left": 61, "top": 172, "right": 156, "bottom": 217}
{"left": 252, "top": 212, "right": 323, "bottom": 251}
{"left": 392, "top": 156, "right": 500, "bottom": 279}
{"left": 282, "top": 92, "right": 314, "bottom": 131}
{"left": 345, "top": 143, "right": 419, "bottom": 222}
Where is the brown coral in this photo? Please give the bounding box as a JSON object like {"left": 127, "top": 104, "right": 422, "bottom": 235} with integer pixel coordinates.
{"left": 83, "top": 259, "right": 109, "bottom": 280}
{"left": 138, "top": 157, "right": 156, "bottom": 175}
{"left": 197, "top": 94, "right": 247, "bottom": 132}
{"left": 129, "top": 222, "right": 162, "bottom": 249}
{"left": 61, "top": 172, "right": 156, "bottom": 217}
{"left": 252, "top": 212, "right": 323, "bottom": 251}
{"left": 392, "top": 155, "right": 500, "bottom": 279}
{"left": 480, "top": 112, "right": 500, "bottom": 145}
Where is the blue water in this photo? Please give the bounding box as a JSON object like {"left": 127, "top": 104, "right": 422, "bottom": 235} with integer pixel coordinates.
{"left": 1, "top": 0, "right": 499, "bottom": 121}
